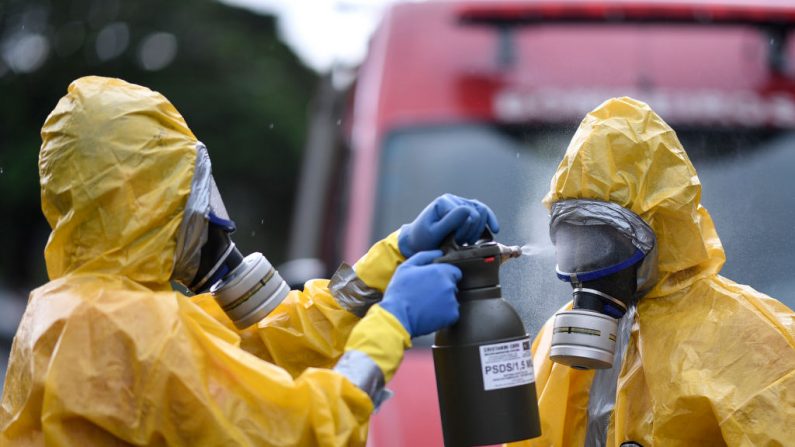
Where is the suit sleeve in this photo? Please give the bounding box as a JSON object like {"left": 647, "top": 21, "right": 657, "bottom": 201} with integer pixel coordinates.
{"left": 190, "top": 231, "right": 406, "bottom": 377}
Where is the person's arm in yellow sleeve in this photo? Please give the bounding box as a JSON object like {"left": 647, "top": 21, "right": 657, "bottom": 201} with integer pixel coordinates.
{"left": 193, "top": 194, "right": 499, "bottom": 377}
{"left": 328, "top": 230, "right": 403, "bottom": 314}
{"left": 334, "top": 193, "right": 500, "bottom": 304}
{"left": 283, "top": 192, "right": 500, "bottom": 327}
{"left": 334, "top": 250, "right": 461, "bottom": 407}
{"left": 190, "top": 231, "right": 403, "bottom": 377}
{"left": 257, "top": 193, "right": 498, "bottom": 375}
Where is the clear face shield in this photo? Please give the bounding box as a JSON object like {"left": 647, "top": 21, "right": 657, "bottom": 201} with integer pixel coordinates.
{"left": 548, "top": 200, "right": 657, "bottom": 370}
{"left": 171, "top": 143, "right": 289, "bottom": 329}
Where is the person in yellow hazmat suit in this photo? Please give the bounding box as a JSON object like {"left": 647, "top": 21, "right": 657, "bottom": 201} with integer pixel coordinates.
{"left": 511, "top": 97, "right": 795, "bottom": 447}
{"left": 0, "top": 76, "right": 500, "bottom": 446}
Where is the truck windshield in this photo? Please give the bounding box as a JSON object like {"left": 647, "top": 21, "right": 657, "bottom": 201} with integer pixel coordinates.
{"left": 372, "top": 123, "right": 795, "bottom": 334}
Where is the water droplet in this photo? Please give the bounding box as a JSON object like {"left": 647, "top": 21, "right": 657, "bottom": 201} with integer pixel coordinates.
{"left": 516, "top": 152, "right": 520, "bottom": 159}
{"left": 260, "top": 218, "right": 264, "bottom": 224}
{"left": 336, "top": 119, "right": 341, "bottom": 126}
{"left": 268, "top": 123, "right": 274, "bottom": 129}
{"left": 0, "top": 167, "right": 4, "bottom": 174}
{"left": 250, "top": 230, "right": 256, "bottom": 237}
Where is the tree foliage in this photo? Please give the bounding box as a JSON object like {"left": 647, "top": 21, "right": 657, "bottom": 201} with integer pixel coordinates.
{"left": 0, "top": 0, "right": 317, "bottom": 290}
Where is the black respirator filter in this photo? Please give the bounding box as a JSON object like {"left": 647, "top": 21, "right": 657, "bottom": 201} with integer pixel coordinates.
{"left": 432, "top": 232, "right": 541, "bottom": 446}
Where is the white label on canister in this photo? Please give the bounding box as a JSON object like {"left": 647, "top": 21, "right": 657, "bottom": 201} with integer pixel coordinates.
{"left": 479, "top": 337, "right": 534, "bottom": 391}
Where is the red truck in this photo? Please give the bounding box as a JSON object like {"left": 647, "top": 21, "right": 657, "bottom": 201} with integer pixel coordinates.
{"left": 283, "top": 1, "right": 795, "bottom": 445}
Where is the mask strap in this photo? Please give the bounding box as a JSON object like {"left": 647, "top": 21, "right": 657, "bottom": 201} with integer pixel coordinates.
{"left": 556, "top": 248, "right": 645, "bottom": 283}
{"left": 574, "top": 287, "right": 627, "bottom": 311}
{"left": 208, "top": 211, "right": 236, "bottom": 232}
{"left": 191, "top": 242, "right": 236, "bottom": 292}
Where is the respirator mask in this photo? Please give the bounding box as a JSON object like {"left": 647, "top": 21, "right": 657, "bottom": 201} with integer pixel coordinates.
{"left": 171, "top": 143, "right": 289, "bottom": 329}
{"left": 548, "top": 200, "right": 657, "bottom": 370}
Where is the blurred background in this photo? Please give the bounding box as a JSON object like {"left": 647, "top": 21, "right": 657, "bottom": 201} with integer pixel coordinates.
{"left": 2, "top": 0, "right": 795, "bottom": 445}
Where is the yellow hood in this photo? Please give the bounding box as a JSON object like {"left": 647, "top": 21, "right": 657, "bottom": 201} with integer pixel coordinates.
{"left": 543, "top": 97, "right": 725, "bottom": 297}
{"left": 39, "top": 76, "right": 198, "bottom": 287}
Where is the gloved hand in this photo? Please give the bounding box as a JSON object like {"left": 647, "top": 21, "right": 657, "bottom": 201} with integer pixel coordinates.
{"left": 379, "top": 250, "right": 462, "bottom": 338}
{"left": 399, "top": 193, "right": 500, "bottom": 257}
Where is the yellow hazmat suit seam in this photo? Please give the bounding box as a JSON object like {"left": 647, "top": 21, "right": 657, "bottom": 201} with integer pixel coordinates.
{"left": 344, "top": 304, "right": 411, "bottom": 382}
{"left": 352, "top": 231, "right": 404, "bottom": 292}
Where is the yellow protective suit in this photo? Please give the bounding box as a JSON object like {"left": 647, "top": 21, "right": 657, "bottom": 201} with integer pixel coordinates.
{"left": 192, "top": 231, "right": 404, "bottom": 379}
{"left": 0, "top": 76, "right": 409, "bottom": 446}
{"left": 512, "top": 97, "right": 795, "bottom": 447}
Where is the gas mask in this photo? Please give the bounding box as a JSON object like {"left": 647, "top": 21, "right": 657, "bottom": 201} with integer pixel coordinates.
{"left": 548, "top": 200, "right": 657, "bottom": 370}
{"left": 171, "top": 143, "right": 289, "bottom": 329}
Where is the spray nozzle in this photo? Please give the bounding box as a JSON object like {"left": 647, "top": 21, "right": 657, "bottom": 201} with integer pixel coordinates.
{"left": 437, "top": 227, "right": 521, "bottom": 265}
{"left": 498, "top": 244, "right": 522, "bottom": 263}
{"left": 433, "top": 227, "right": 523, "bottom": 298}
{"left": 445, "top": 227, "right": 521, "bottom": 262}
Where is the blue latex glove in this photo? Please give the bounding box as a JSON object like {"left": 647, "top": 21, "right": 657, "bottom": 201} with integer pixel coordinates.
{"left": 379, "top": 250, "right": 462, "bottom": 338}
{"left": 398, "top": 193, "right": 500, "bottom": 257}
